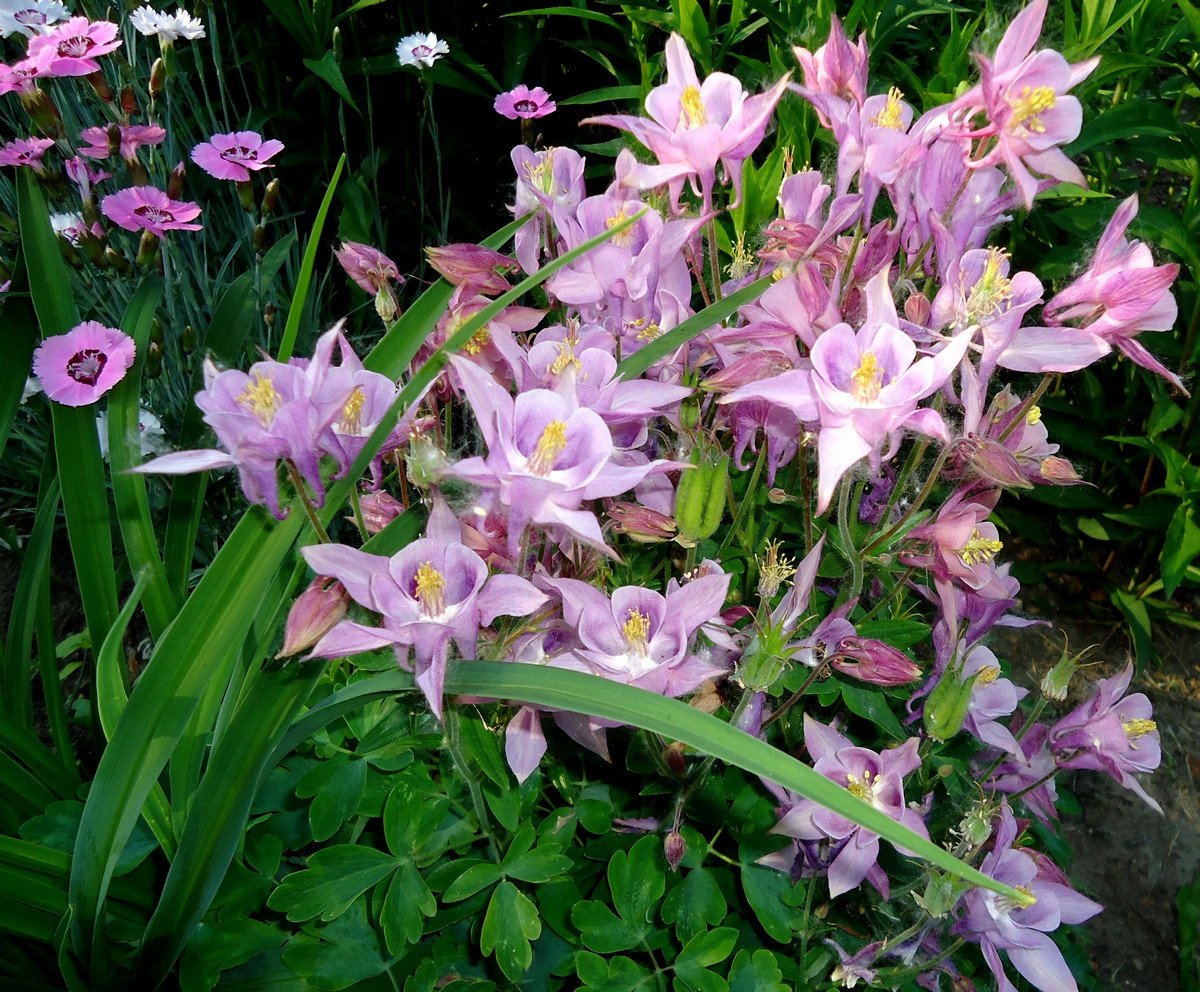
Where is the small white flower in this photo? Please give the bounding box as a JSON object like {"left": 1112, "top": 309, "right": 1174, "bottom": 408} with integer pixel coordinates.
{"left": 50, "top": 211, "right": 87, "bottom": 246}
{"left": 21, "top": 376, "right": 42, "bottom": 404}
{"left": 96, "top": 407, "right": 169, "bottom": 460}
{"left": 396, "top": 31, "right": 448, "bottom": 69}
{"left": 130, "top": 5, "right": 204, "bottom": 43}
{"left": 0, "top": 0, "right": 70, "bottom": 38}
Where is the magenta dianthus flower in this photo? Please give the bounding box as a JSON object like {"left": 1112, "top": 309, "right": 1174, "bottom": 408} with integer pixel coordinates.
{"left": 101, "top": 185, "right": 203, "bottom": 236}
{"left": 191, "top": 130, "right": 285, "bottom": 182}
{"left": 78, "top": 123, "right": 166, "bottom": 161}
{"left": 0, "top": 135, "right": 54, "bottom": 172}
{"left": 27, "top": 16, "right": 121, "bottom": 76}
{"left": 32, "top": 321, "right": 136, "bottom": 407}
{"left": 495, "top": 84, "right": 556, "bottom": 120}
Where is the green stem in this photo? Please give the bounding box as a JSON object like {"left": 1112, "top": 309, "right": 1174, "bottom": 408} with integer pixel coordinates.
{"left": 836, "top": 479, "right": 864, "bottom": 603}
{"left": 285, "top": 461, "right": 331, "bottom": 544}
{"left": 763, "top": 660, "right": 830, "bottom": 730}
{"left": 861, "top": 448, "right": 949, "bottom": 558}
{"left": 445, "top": 706, "right": 500, "bottom": 863}
{"left": 348, "top": 487, "right": 370, "bottom": 543}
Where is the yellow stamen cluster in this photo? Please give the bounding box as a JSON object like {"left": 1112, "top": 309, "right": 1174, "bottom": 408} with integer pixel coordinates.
{"left": 757, "top": 540, "right": 797, "bottom": 598}
{"left": 527, "top": 420, "right": 568, "bottom": 476}
{"left": 626, "top": 317, "right": 662, "bottom": 342}
{"left": 524, "top": 149, "right": 557, "bottom": 195}
{"left": 846, "top": 769, "right": 875, "bottom": 803}
{"left": 413, "top": 561, "right": 446, "bottom": 617}
{"left": 726, "top": 233, "right": 757, "bottom": 280}
{"left": 1122, "top": 718, "right": 1157, "bottom": 740}
{"left": 623, "top": 608, "right": 652, "bottom": 654}
{"left": 339, "top": 387, "right": 366, "bottom": 434}
{"left": 966, "top": 247, "right": 1014, "bottom": 320}
{"left": 958, "top": 529, "right": 1004, "bottom": 566}
{"left": 997, "top": 884, "right": 1038, "bottom": 913}
{"left": 463, "top": 327, "right": 492, "bottom": 356}
{"left": 976, "top": 665, "right": 1001, "bottom": 686}
{"left": 1026, "top": 404, "right": 1042, "bottom": 425}
{"left": 1007, "top": 85, "right": 1056, "bottom": 134}
{"left": 606, "top": 205, "right": 635, "bottom": 248}
{"left": 680, "top": 86, "right": 708, "bottom": 128}
{"left": 870, "top": 87, "right": 906, "bottom": 130}
{"left": 237, "top": 373, "right": 282, "bottom": 426}
{"left": 547, "top": 341, "right": 582, "bottom": 377}
{"left": 850, "top": 351, "right": 884, "bottom": 403}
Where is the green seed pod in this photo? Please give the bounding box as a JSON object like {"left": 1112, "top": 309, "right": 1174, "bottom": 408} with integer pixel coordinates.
{"left": 675, "top": 444, "right": 729, "bottom": 544}
{"left": 180, "top": 325, "right": 197, "bottom": 355}
{"left": 922, "top": 667, "right": 979, "bottom": 742}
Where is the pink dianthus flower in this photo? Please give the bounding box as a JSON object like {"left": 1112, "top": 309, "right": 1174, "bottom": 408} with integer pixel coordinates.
{"left": 32, "top": 321, "right": 136, "bottom": 407}
{"left": 101, "top": 185, "right": 203, "bottom": 236}
{"left": 190, "top": 130, "right": 285, "bottom": 182}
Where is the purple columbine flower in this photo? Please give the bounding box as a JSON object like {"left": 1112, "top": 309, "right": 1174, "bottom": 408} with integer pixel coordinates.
{"left": 768, "top": 715, "right": 928, "bottom": 898}
{"left": 584, "top": 33, "right": 790, "bottom": 212}
{"left": 494, "top": 84, "right": 556, "bottom": 120}
{"left": 303, "top": 499, "right": 548, "bottom": 718}
{"left": 791, "top": 15, "right": 868, "bottom": 120}
{"left": 445, "top": 355, "right": 675, "bottom": 558}
{"left": 1048, "top": 663, "right": 1162, "bottom": 812}
{"left": 191, "top": 130, "right": 285, "bottom": 182}
{"left": 988, "top": 723, "right": 1059, "bottom": 823}
{"left": 955, "top": 804, "right": 1101, "bottom": 992}
{"left": 510, "top": 145, "right": 586, "bottom": 275}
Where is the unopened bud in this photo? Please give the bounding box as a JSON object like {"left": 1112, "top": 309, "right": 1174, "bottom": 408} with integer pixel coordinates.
{"left": 236, "top": 179, "right": 255, "bottom": 213}
{"left": 354, "top": 490, "right": 403, "bottom": 535}
{"left": 149, "top": 319, "right": 164, "bottom": 347}
{"left": 705, "top": 350, "right": 794, "bottom": 394}
{"left": 150, "top": 58, "right": 167, "bottom": 98}
{"left": 277, "top": 577, "right": 349, "bottom": 658}
{"left": 1038, "top": 456, "right": 1083, "bottom": 486}
{"left": 88, "top": 71, "right": 114, "bottom": 103}
{"left": 663, "top": 741, "right": 686, "bottom": 777}
{"left": 952, "top": 435, "right": 1031, "bottom": 490}
{"left": 922, "top": 667, "right": 978, "bottom": 741}
{"left": 264, "top": 304, "right": 277, "bottom": 328}
{"left": 767, "top": 488, "right": 789, "bottom": 504}
{"left": 608, "top": 501, "right": 676, "bottom": 544}
{"left": 261, "top": 178, "right": 281, "bottom": 216}
{"left": 375, "top": 286, "right": 398, "bottom": 323}
{"left": 425, "top": 243, "right": 515, "bottom": 295}
{"left": 167, "top": 161, "right": 186, "bottom": 200}
{"left": 332, "top": 25, "right": 343, "bottom": 60}
{"left": 120, "top": 85, "right": 139, "bottom": 117}
{"left": 252, "top": 224, "right": 267, "bottom": 254}
{"left": 105, "top": 122, "right": 122, "bottom": 157}
{"left": 144, "top": 340, "right": 163, "bottom": 378}
{"left": 664, "top": 832, "right": 685, "bottom": 871}
{"left": 180, "top": 325, "right": 197, "bottom": 354}
{"left": 904, "top": 290, "right": 932, "bottom": 326}
{"left": 104, "top": 246, "right": 131, "bottom": 275}
{"left": 829, "top": 637, "right": 921, "bottom": 686}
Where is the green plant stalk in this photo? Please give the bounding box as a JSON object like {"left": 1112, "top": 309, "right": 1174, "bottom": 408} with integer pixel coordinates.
{"left": 836, "top": 478, "right": 864, "bottom": 603}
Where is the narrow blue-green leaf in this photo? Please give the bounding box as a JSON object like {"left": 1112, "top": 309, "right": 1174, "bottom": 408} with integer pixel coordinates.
{"left": 363, "top": 212, "right": 529, "bottom": 379}
{"left": 616, "top": 275, "right": 772, "bottom": 379}
{"left": 443, "top": 662, "right": 1029, "bottom": 905}
{"left": 559, "top": 84, "right": 644, "bottom": 106}
{"left": 17, "top": 170, "right": 119, "bottom": 651}
{"left": 501, "top": 5, "right": 622, "bottom": 28}
{"left": 278, "top": 153, "right": 346, "bottom": 363}
{"left": 3, "top": 458, "right": 59, "bottom": 727}
{"left": 95, "top": 572, "right": 176, "bottom": 859}
{"left": 107, "top": 276, "right": 178, "bottom": 639}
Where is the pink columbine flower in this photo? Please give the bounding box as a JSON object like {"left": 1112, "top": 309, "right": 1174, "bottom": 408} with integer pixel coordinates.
{"left": 101, "top": 186, "right": 203, "bottom": 236}
{"left": 425, "top": 243, "right": 516, "bottom": 296}
{"left": 27, "top": 17, "right": 122, "bottom": 77}
{"left": 494, "top": 84, "right": 556, "bottom": 120}
{"left": 936, "top": 0, "right": 1099, "bottom": 208}
{"left": 792, "top": 15, "right": 868, "bottom": 116}
{"left": 511, "top": 144, "right": 586, "bottom": 274}
{"left": 585, "top": 33, "right": 790, "bottom": 211}
{"left": 32, "top": 321, "right": 136, "bottom": 407}
{"left": 0, "top": 136, "right": 54, "bottom": 172}
{"left": 303, "top": 498, "right": 548, "bottom": 718}
{"left": 446, "top": 355, "right": 676, "bottom": 558}
{"left": 78, "top": 123, "right": 167, "bottom": 162}
{"left": 764, "top": 715, "right": 928, "bottom": 898}
{"left": 191, "top": 131, "right": 285, "bottom": 182}
{"left": 1003, "top": 195, "right": 1185, "bottom": 392}
{"left": 334, "top": 240, "right": 403, "bottom": 321}
{"left": 0, "top": 1, "right": 70, "bottom": 39}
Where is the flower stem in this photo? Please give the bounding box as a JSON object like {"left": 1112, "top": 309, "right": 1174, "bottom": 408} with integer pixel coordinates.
{"left": 445, "top": 705, "right": 501, "bottom": 863}
{"left": 763, "top": 659, "right": 830, "bottom": 730}
{"left": 836, "top": 478, "right": 864, "bottom": 603}
{"left": 285, "top": 461, "right": 331, "bottom": 543}
{"left": 860, "top": 447, "right": 948, "bottom": 558}
{"left": 348, "top": 486, "right": 369, "bottom": 542}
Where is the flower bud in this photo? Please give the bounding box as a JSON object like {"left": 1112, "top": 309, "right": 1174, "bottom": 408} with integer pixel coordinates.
{"left": 608, "top": 501, "right": 676, "bottom": 544}
{"left": 904, "top": 290, "right": 932, "bottom": 326}
{"left": 144, "top": 340, "right": 163, "bottom": 378}
{"left": 252, "top": 224, "right": 267, "bottom": 254}
{"left": 425, "top": 243, "right": 515, "bottom": 296}
{"left": 1040, "top": 638, "right": 1095, "bottom": 703}
{"left": 277, "top": 577, "right": 349, "bottom": 658}
{"left": 355, "top": 490, "right": 403, "bottom": 534}
{"left": 261, "top": 178, "right": 281, "bottom": 216}
{"left": 703, "top": 350, "right": 793, "bottom": 394}
{"left": 104, "top": 246, "right": 132, "bottom": 275}
{"left": 953, "top": 435, "right": 1032, "bottom": 490}
{"left": 120, "top": 85, "right": 139, "bottom": 117}
{"left": 105, "top": 123, "right": 122, "bottom": 158}
{"left": 1038, "top": 455, "right": 1083, "bottom": 486}
{"left": 180, "top": 325, "right": 197, "bottom": 355}
{"left": 922, "top": 668, "right": 979, "bottom": 741}
{"left": 150, "top": 58, "right": 167, "bottom": 98}
{"left": 264, "top": 304, "right": 277, "bottom": 328}
{"left": 675, "top": 443, "right": 729, "bottom": 544}
{"left": 148, "top": 319, "right": 164, "bottom": 348}
{"left": 88, "top": 71, "right": 114, "bottom": 104}
{"left": 829, "top": 637, "right": 921, "bottom": 686}
{"left": 664, "top": 831, "right": 686, "bottom": 871}
{"left": 167, "top": 161, "right": 187, "bottom": 200}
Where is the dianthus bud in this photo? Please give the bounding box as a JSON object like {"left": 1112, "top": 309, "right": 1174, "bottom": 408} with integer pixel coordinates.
{"left": 664, "top": 831, "right": 686, "bottom": 871}
{"left": 87, "top": 71, "right": 114, "bottom": 104}
{"left": 829, "top": 637, "right": 921, "bottom": 686}
{"left": 252, "top": 224, "right": 267, "bottom": 254}
{"left": 675, "top": 443, "right": 729, "bottom": 544}
{"left": 144, "top": 340, "right": 163, "bottom": 378}
{"left": 104, "top": 246, "right": 132, "bottom": 275}
{"left": 922, "top": 668, "right": 978, "bottom": 741}
{"left": 261, "top": 179, "right": 281, "bottom": 216}
{"left": 148, "top": 319, "right": 164, "bottom": 347}
{"left": 180, "top": 325, "right": 197, "bottom": 354}
{"left": 608, "top": 501, "right": 676, "bottom": 544}
{"left": 167, "top": 161, "right": 187, "bottom": 200}
{"left": 355, "top": 490, "right": 403, "bottom": 534}
{"left": 120, "top": 85, "right": 139, "bottom": 117}
{"left": 277, "top": 577, "right": 349, "bottom": 658}
{"left": 105, "top": 123, "right": 122, "bottom": 158}
{"left": 150, "top": 58, "right": 167, "bottom": 98}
